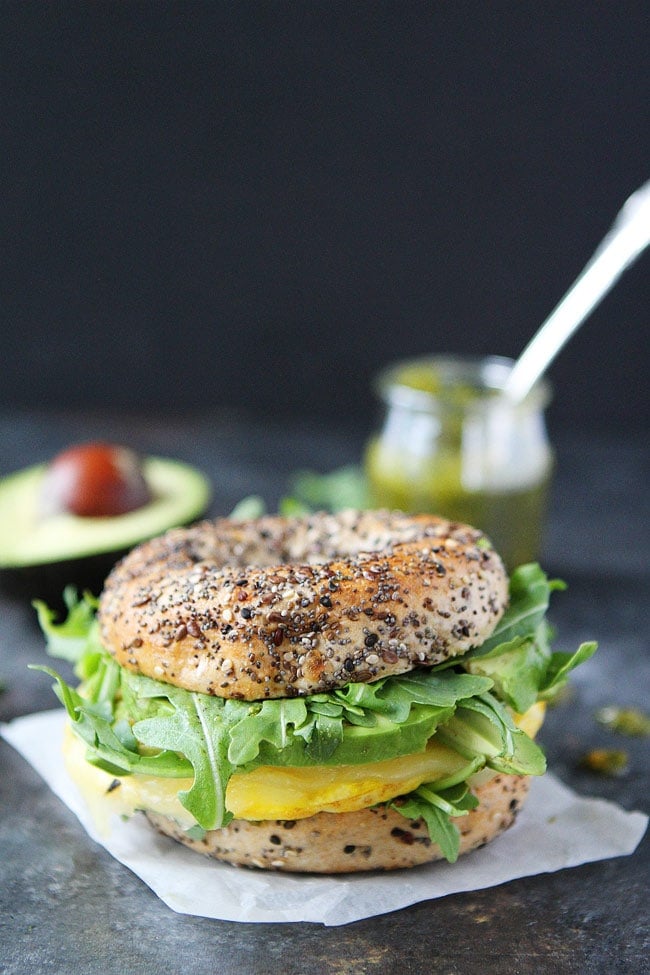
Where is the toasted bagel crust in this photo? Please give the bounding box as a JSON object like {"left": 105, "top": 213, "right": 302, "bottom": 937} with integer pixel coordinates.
{"left": 98, "top": 510, "right": 508, "bottom": 700}
{"left": 146, "top": 772, "right": 530, "bottom": 872}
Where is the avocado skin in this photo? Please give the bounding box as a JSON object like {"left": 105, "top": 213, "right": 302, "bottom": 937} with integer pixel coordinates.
{"left": 0, "top": 514, "right": 210, "bottom": 607}
{"left": 0, "top": 456, "right": 211, "bottom": 606}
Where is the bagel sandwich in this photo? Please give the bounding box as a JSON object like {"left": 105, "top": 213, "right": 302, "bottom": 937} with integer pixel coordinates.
{"left": 35, "top": 510, "right": 596, "bottom": 873}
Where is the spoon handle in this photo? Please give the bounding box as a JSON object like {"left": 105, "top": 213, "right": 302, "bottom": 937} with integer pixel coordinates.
{"left": 504, "top": 179, "right": 650, "bottom": 402}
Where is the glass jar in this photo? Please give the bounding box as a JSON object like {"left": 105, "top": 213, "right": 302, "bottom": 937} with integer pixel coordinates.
{"left": 363, "top": 355, "right": 553, "bottom": 568}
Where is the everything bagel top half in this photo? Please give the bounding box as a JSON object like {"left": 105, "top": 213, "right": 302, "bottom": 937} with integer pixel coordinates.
{"left": 98, "top": 509, "right": 508, "bottom": 701}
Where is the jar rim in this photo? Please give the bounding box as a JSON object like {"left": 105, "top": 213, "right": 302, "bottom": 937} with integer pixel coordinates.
{"left": 374, "top": 354, "right": 552, "bottom": 413}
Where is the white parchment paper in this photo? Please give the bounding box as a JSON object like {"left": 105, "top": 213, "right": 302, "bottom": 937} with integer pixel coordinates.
{"left": 2, "top": 709, "right": 647, "bottom": 926}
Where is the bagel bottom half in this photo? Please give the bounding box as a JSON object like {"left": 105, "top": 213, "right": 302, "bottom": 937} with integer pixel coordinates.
{"left": 62, "top": 698, "right": 544, "bottom": 875}
{"left": 145, "top": 771, "right": 531, "bottom": 873}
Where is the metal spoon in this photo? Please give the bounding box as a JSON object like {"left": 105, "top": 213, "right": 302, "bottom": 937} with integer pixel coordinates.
{"left": 503, "top": 179, "right": 650, "bottom": 402}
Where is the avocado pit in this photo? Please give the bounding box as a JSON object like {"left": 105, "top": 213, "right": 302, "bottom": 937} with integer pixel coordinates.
{"left": 39, "top": 442, "right": 152, "bottom": 518}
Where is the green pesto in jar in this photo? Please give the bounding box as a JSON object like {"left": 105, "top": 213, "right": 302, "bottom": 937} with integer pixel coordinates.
{"left": 364, "top": 357, "right": 553, "bottom": 569}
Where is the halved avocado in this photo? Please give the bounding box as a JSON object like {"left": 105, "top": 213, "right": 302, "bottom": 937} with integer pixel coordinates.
{"left": 0, "top": 456, "right": 211, "bottom": 602}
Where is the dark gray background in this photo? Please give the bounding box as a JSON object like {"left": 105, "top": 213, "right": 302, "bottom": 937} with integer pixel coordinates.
{"left": 1, "top": 2, "right": 648, "bottom": 436}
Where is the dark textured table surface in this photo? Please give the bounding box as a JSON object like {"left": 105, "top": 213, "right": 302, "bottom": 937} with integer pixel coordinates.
{"left": 1, "top": 409, "right": 648, "bottom": 975}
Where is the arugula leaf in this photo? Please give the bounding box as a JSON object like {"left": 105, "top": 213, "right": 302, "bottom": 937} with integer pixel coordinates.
{"left": 74, "top": 649, "right": 122, "bottom": 708}
{"left": 282, "top": 465, "right": 369, "bottom": 513}
{"left": 472, "top": 564, "right": 561, "bottom": 656}
{"left": 459, "top": 565, "right": 594, "bottom": 713}
{"left": 390, "top": 671, "right": 494, "bottom": 711}
{"left": 299, "top": 710, "right": 345, "bottom": 762}
{"left": 229, "top": 495, "right": 267, "bottom": 520}
{"left": 337, "top": 670, "right": 493, "bottom": 724}
{"left": 33, "top": 587, "right": 100, "bottom": 667}
{"left": 465, "top": 632, "right": 549, "bottom": 713}
{"left": 226, "top": 699, "right": 309, "bottom": 765}
{"left": 31, "top": 664, "right": 188, "bottom": 778}
{"left": 390, "top": 783, "right": 479, "bottom": 863}
{"left": 538, "top": 642, "right": 598, "bottom": 701}
{"left": 397, "top": 800, "right": 459, "bottom": 863}
{"left": 278, "top": 496, "right": 311, "bottom": 517}
{"left": 133, "top": 684, "right": 236, "bottom": 830}
{"left": 30, "top": 665, "right": 88, "bottom": 733}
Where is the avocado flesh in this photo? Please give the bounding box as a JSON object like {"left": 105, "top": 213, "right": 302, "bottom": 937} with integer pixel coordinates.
{"left": 0, "top": 457, "right": 210, "bottom": 566}
{"left": 247, "top": 705, "right": 459, "bottom": 769}
{"left": 131, "top": 702, "right": 477, "bottom": 781}
{"left": 0, "top": 457, "right": 210, "bottom": 599}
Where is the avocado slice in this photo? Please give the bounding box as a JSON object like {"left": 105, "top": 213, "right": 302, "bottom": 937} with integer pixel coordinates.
{"left": 0, "top": 456, "right": 211, "bottom": 601}
{"left": 249, "top": 705, "right": 454, "bottom": 768}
